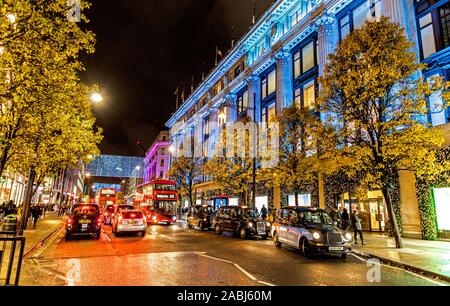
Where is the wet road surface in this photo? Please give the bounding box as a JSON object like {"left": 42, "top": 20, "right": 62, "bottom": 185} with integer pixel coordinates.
{"left": 21, "top": 224, "right": 448, "bottom": 286}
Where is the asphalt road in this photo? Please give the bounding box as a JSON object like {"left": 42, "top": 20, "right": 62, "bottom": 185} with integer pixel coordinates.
{"left": 20, "top": 223, "right": 448, "bottom": 286}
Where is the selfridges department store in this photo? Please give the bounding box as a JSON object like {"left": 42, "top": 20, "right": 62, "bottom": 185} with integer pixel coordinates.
{"left": 166, "top": 0, "right": 450, "bottom": 239}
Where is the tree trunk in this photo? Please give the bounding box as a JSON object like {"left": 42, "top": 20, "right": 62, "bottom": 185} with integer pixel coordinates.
{"left": 295, "top": 191, "right": 299, "bottom": 206}
{"left": 382, "top": 186, "right": 403, "bottom": 249}
{"left": 0, "top": 143, "right": 11, "bottom": 179}
{"left": 18, "top": 166, "right": 36, "bottom": 233}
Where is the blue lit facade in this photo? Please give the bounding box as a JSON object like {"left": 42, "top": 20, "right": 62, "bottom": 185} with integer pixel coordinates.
{"left": 166, "top": 0, "right": 450, "bottom": 238}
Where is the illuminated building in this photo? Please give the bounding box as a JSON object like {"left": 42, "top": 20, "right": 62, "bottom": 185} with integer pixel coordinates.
{"left": 166, "top": 0, "right": 450, "bottom": 239}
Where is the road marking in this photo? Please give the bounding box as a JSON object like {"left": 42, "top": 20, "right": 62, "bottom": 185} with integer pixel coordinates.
{"left": 102, "top": 229, "right": 112, "bottom": 242}
{"left": 150, "top": 231, "right": 177, "bottom": 242}
{"left": 349, "top": 253, "right": 447, "bottom": 286}
{"left": 29, "top": 227, "right": 65, "bottom": 259}
{"left": 194, "top": 252, "right": 276, "bottom": 286}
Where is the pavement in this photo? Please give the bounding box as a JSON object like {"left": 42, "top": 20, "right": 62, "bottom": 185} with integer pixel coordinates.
{"left": 352, "top": 232, "right": 450, "bottom": 282}
{"left": 18, "top": 224, "right": 449, "bottom": 286}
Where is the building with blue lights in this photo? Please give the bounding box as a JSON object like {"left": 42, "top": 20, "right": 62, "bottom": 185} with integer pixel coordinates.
{"left": 166, "top": 0, "right": 450, "bottom": 239}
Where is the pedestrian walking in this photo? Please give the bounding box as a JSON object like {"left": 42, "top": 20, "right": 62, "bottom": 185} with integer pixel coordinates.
{"left": 351, "top": 210, "right": 365, "bottom": 245}
{"left": 261, "top": 205, "right": 268, "bottom": 220}
{"left": 341, "top": 208, "right": 350, "bottom": 231}
{"left": 31, "top": 205, "right": 41, "bottom": 228}
{"left": 330, "top": 207, "right": 339, "bottom": 226}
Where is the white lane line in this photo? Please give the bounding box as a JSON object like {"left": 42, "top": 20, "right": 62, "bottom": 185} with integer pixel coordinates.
{"left": 194, "top": 252, "right": 276, "bottom": 286}
{"left": 151, "top": 231, "right": 177, "bottom": 242}
{"left": 102, "top": 229, "right": 112, "bottom": 242}
{"left": 349, "top": 253, "right": 447, "bottom": 286}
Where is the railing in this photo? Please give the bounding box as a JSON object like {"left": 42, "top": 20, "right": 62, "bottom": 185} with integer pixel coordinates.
{"left": 0, "top": 232, "right": 26, "bottom": 286}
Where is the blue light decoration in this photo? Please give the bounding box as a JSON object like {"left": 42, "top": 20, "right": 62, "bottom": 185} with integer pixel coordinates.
{"left": 87, "top": 155, "right": 144, "bottom": 178}
{"left": 92, "top": 183, "right": 122, "bottom": 192}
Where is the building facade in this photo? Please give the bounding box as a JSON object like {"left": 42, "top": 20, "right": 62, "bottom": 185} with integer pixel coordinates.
{"left": 143, "top": 131, "right": 170, "bottom": 183}
{"left": 166, "top": 0, "right": 450, "bottom": 239}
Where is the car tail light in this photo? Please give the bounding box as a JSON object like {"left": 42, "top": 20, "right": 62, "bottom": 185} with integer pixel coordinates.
{"left": 130, "top": 213, "right": 136, "bottom": 218}
{"left": 97, "top": 219, "right": 102, "bottom": 226}
{"left": 67, "top": 218, "right": 72, "bottom": 224}
{"left": 104, "top": 212, "right": 109, "bottom": 217}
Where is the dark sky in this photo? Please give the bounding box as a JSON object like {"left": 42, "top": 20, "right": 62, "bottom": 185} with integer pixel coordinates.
{"left": 82, "top": 0, "right": 274, "bottom": 157}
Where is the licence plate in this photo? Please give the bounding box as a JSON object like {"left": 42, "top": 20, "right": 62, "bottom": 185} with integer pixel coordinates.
{"left": 82, "top": 224, "right": 88, "bottom": 229}
{"left": 329, "top": 246, "right": 344, "bottom": 252}
{"left": 79, "top": 220, "right": 91, "bottom": 224}
{"left": 129, "top": 220, "right": 137, "bottom": 225}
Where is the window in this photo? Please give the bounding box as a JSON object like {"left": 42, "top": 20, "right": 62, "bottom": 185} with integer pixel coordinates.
{"left": 237, "top": 90, "right": 249, "bottom": 114}
{"left": 416, "top": 1, "right": 450, "bottom": 59}
{"left": 162, "top": 136, "right": 167, "bottom": 141}
{"left": 234, "top": 65, "right": 242, "bottom": 78}
{"left": 440, "top": 3, "right": 450, "bottom": 48}
{"left": 262, "top": 103, "right": 276, "bottom": 124}
{"left": 161, "top": 148, "right": 165, "bottom": 155}
{"left": 339, "top": 0, "right": 381, "bottom": 39}
{"left": 160, "top": 171, "right": 164, "bottom": 178}
{"left": 293, "top": 40, "right": 317, "bottom": 79}
{"left": 340, "top": 15, "right": 350, "bottom": 39}
{"left": 160, "top": 159, "right": 165, "bottom": 167}
{"left": 420, "top": 14, "right": 437, "bottom": 58}
{"left": 261, "top": 69, "right": 276, "bottom": 100}
{"left": 294, "top": 79, "right": 316, "bottom": 109}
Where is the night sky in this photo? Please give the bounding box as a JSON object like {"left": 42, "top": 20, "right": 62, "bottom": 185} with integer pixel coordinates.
{"left": 82, "top": 0, "right": 274, "bottom": 157}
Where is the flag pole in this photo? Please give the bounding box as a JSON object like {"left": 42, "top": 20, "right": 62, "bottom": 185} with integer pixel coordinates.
{"left": 252, "top": 0, "right": 256, "bottom": 25}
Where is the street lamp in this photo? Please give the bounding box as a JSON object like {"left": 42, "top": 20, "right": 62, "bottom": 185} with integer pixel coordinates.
{"left": 90, "top": 93, "right": 103, "bottom": 103}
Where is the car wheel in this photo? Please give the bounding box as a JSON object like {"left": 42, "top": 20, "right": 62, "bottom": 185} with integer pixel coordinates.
{"left": 141, "top": 231, "right": 147, "bottom": 236}
{"left": 301, "top": 239, "right": 313, "bottom": 259}
{"left": 215, "top": 224, "right": 221, "bottom": 235}
{"left": 261, "top": 235, "right": 268, "bottom": 240}
{"left": 274, "top": 233, "right": 282, "bottom": 248}
{"left": 239, "top": 227, "right": 247, "bottom": 240}
{"left": 341, "top": 253, "right": 347, "bottom": 259}
{"left": 65, "top": 232, "right": 71, "bottom": 241}
{"left": 95, "top": 231, "right": 101, "bottom": 240}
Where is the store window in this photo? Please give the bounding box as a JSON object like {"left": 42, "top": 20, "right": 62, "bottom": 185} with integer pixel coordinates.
{"left": 255, "top": 196, "right": 268, "bottom": 213}
{"left": 237, "top": 89, "right": 249, "bottom": 114}
{"left": 433, "top": 188, "right": 450, "bottom": 231}
{"left": 229, "top": 198, "right": 239, "bottom": 206}
{"left": 287, "top": 194, "right": 311, "bottom": 207}
{"left": 261, "top": 103, "right": 276, "bottom": 125}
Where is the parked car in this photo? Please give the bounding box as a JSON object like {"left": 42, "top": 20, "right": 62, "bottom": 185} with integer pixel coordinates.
{"left": 213, "top": 206, "right": 271, "bottom": 239}
{"left": 102, "top": 204, "right": 115, "bottom": 225}
{"left": 272, "top": 207, "right": 352, "bottom": 259}
{"left": 112, "top": 210, "right": 147, "bottom": 236}
{"left": 65, "top": 204, "right": 102, "bottom": 240}
{"left": 187, "top": 204, "right": 215, "bottom": 230}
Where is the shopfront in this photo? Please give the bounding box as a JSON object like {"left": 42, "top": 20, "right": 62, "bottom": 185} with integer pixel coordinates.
{"left": 338, "top": 191, "right": 387, "bottom": 233}
{"left": 433, "top": 187, "right": 450, "bottom": 239}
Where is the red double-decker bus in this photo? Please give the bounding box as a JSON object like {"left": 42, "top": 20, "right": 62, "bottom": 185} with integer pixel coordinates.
{"left": 95, "top": 188, "right": 116, "bottom": 208}
{"left": 134, "top": 180, "right": 178, "bottom": 225}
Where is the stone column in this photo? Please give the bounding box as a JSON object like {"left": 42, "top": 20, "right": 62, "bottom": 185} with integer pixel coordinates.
{"left": 315, "top": 11, "right": 337, "bottom": 77}
{"left": 382, "top": 0, "right": 409, "bottom": 32}
{"left": 318, "top": 174, "right": 325, "bottom": 209}
{"left": 246, "top": 74, "right": 261, "bottom": 122}
{"left": 398, "top": 170, "right": 422, "bottom": 239}
{"left": 224, "top": 93, "right": 237, "bottom": 123}
{"left": 275, "top": 49, "right": 293, "bottom": 114}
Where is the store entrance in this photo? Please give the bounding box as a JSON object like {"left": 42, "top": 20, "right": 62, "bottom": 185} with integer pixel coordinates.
{"left": 339, "top": 192, "right": 387, "bottom": 233}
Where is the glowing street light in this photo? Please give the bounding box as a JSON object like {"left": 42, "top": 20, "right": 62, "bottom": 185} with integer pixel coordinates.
{"left": 85, "top": 172, "right": 91, "bottom": 178}
{"left": 135, "top": 166, "right": 141, "bottom": 171}
{"left": 90, "top": 93, "right": 103, "bottom": 103}
{"left": 169, "top": 145, "right": 175, "bottom": 153}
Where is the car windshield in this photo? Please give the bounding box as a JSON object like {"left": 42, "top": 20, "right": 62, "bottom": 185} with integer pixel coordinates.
{"left": 122, "top": 211, "right": 143, "bottom": 219}
{"left": 105, "top": 206, "right": 114, "bottom": 212}
{"left": 240, "top": 209, "right": 258, "bottom": 219}
{"left": 301, "top": 211, "right": 333, "bottom": 225}
{"left": 119, "top": 205, "right": 134, "bottom": 211}
{"left": 197, "top": 206, "right": 213, "bottom": 214}
{"left": 73, "top": 205, "right": 98, "bottom": 216}
{"left": 154, "top": 184, "right": 176, "bottom": 191}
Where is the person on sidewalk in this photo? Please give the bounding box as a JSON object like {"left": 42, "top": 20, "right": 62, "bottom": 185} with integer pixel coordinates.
{"left": 31, "top": 205, "right": 42, "bottom": 228}
{"left": 341, "top": 208, "right": 350, "bottom": 231}
{"left": 351, "top": 209, "right": 366, "bottom": 245}
{"left": 261, "top": 205, "right": 268, "bottom": 220}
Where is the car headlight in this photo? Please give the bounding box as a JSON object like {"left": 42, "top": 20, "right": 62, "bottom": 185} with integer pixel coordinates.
{"left": 345, "top": 233, "right": 352, "bottom": 241}
{"left": 313, "top": 232, "right": 321, "bottom": 240}
{"left": 172, "top": 216, "right": 177, "bottom": 220}
{"left": 248, "top": 223, "right": 253, "bottom": 228}
{"left": 266, "top": 222, "right": 271, "bottom": 228}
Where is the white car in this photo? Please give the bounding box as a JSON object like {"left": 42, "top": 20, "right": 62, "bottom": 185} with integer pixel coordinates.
{"left": 112, "top": 210, "right": 147, "bottom": 236}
